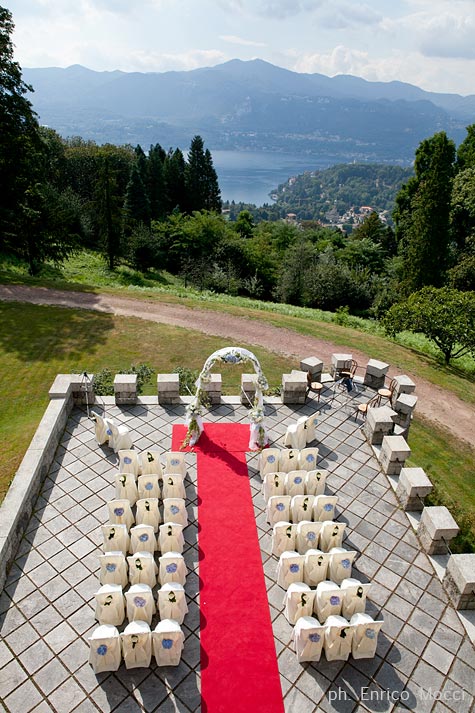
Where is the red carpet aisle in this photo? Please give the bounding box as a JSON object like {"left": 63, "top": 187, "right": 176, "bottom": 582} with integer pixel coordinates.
{"left": 172, "top": 423, "right": 284, "bottom": 713}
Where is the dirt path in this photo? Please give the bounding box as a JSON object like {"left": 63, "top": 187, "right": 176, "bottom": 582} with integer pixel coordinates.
{"left": 1, "top": 284, "right": 474, "bottom": 448}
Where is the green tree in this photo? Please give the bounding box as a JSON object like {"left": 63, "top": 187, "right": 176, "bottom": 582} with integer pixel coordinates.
{"left": 95, "top": 154, "right": 123, "bottom": 270}
{"left": 382, "top": 286, "right": 475, "bottom": 363}
{"left": 148, "top": 143, "right": 167, "bottom": 220}
{"left": 394, "top": 132, "right": 455, "bottom": 292}
{"left": 203, "top": 148, "right": 221, "bottom": 212}
{"left": 456, "top": 124, "right": 475, "bottom": 170}
{"left": 235, "top": 210, "right": 255, "bottom": 239}
{"left": 123, "top": 164, "right": 151, "bottom": 234}
{"left": 164, "top": 148, "right": 186, "bottom": 213}
{"left": 0, "top": 5, "right": 41, "bottom": 244}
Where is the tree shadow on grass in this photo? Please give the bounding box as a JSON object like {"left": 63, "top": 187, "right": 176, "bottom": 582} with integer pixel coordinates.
{"left": 0, "top": 300, "right": 114, "bottom": 362}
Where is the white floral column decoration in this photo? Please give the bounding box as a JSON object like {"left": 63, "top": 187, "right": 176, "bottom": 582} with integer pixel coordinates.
{"left": 183, "top": 346, "right": 269, "bottom": 450}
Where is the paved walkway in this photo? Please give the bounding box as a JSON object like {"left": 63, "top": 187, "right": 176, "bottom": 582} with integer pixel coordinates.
{"left": 0, "top": 386, "right": 474, "bottom": 712}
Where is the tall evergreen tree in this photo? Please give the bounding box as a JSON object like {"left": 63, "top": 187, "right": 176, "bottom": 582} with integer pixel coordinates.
{"left": 0, "top": 5, "right": 41, "bottom": 243}
{"left": 164, "top": 148, "right": 186, "bottom": 213}
{"left": 95, "top": 154, "right": 123, "bottom": 270}
{"left": 394, "top": 132, "right": 455, "bottom": 292}
{"left": 148, "top": 143, "right": 167, "bottom": 220}
{"left": 203, "top": 148, "right": 222, "bottom": 213}
{"left": 456, "top": 124, "right": 475, "bottom": 170}
{"left": 123, "top": 164, "right": 151, "bottom": 234}
{"left": 185, "top": 135, "right": 207, "bottom": 212}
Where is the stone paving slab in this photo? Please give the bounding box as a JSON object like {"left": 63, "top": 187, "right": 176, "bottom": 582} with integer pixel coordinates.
{"left": 0, "top": 385, "right": 474, "bottom": 712}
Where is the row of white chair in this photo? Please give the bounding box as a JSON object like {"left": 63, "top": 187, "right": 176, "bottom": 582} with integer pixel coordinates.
{"left": 114, "top": 474, "right": 186, "bottom": 504}
{"left": 108, "top": 497, "right": 188, "bottom": 530}
{"left": 272, "top": 520, "right": 346, "bottom": 556}
{"left": 117, "top": 449, "right": 187, "bottom": 478}
{"left": 259, "top": 447, "right": 319, "bottom": 478}
{"left": 102, "top": 522, "right": 187, "bottom": 556}
{"left": 277, "top": 548, "right": 357, "bottom": 588}
{"left": 100, "top": 548, "right": 186, "bottom": 587}
{"left": 283, "top": 578, "right": 370, "bottom": 624}
{"left": 266, "top": 494, "right": 338, "bottom": 525}
{"left": 95, "top": 581, "right": 188, "bottom": 627}
{"left": 293, "top": 613, "right": 383, "bottom": 663}
{"left": 283, "top": 415, "right": 319, "bottom": 450}
{"left": 262, "top": 469, "right": 328, "bottom": 501}
{"left": 89, "top": 620, "right": 184, "bottom": 672}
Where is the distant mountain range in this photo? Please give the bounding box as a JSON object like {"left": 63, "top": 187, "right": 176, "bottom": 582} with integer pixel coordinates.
{"left": 24, "top": 59, "right": 475, "bottom": 164}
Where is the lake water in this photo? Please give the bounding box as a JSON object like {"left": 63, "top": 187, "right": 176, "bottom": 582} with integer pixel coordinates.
{"left": 210, "top": 150, "right": 331, "bottom": 206}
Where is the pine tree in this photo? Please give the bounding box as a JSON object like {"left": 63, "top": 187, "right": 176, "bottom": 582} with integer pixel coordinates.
{"left": 0, "top": 6, "right": 41, "bottom": 242}
{"left": 203, "top": 148, "right": 222, "bottom": 213}
{"left": 148, "top": 143, "right": 167, "bottom": 220}
{"left": 164, "top": 148, "right": 186, "bottom": 213}
{"left": 185, "top": 135, "right": 207, "bottom": 212}
{"left": 123, "top": 164, "right": 151, "bottom": 234}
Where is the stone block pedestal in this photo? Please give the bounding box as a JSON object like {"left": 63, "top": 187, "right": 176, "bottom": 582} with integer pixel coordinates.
{"left": 396, "top": 467, "right": 432, "bottom": 510}
{"left": 114, "top": 374, "right": 137, "bottom": 405}
{"left": 157, "top": 373, "right": 180, "bottom": 405}
{"left": 201, "top": 373, "right": 222, "bottom": 405}
{"left": 379, "top": 435, "right": 411, "bottom": 476}
{"left": 364, "top": 359, "right": 389, "bottom": 390}
{"left": 443, "top": 554, "right": 475, "bottom": 609}
{"left": 70, "top": 373, "right": 95, "bottom": 406}
{"left": 418, "top": 506, "right": 459, "bottom": 555}
{"left": 300, "top": 357, "right": 323, "bottom": 381}
{"left": 282, "top": 372, "right": 307, "bottom": 404}
{"left": 241, "top": 374, "right": 257, "bottom": 406}
{"left": 330, "top": 353, "right": 352, "bottom": 379}
{"left": 363, "top": 406, "right": 396, "bottom": 445}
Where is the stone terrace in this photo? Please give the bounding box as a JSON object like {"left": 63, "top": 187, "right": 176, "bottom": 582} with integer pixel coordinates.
{"left": 0, "top": 384, "right": 474, "bottom": 713}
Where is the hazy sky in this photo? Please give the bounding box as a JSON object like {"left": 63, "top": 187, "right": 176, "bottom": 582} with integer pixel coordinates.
{"left": 6, "top": 0, "right": 475, "bottom": 95}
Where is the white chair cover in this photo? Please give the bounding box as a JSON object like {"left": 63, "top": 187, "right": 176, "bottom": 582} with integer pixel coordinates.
{"left": 279, "top": 449, "right": 299, "bottom": 473}
{"left": 284, "top": 582, "right": 315, "bottom": 625}
{"left": 303, "top": 549, "right": 330, "bottom": 586}
{"left": 164, "top": 452, "right": 186, "bottom": 476}
{"left": 107, "top": 499, "right": 135, "bottom": 530}
{"left": 313, "top": 495, "right": 338, "bottom": 522}
{"left": 296, "top": 521, "right": 322, "bottom": 554}
{"left": 262, "top": 472, "right": 285, "bottom": 502}
{"left": 89, "top": 624, "right": 121, "bottom": 673}
{"left": 129, "top": 524, "right": 156, "bottom": 554}
{"left": 125, "top": 584, "right": 156, "bottom": 625}
{"left": 319, "top": 522, "right": 346, "bottom": 552}
{"left": 140, "top": 450, "right": 164, "bottom": 477}
{"left": 290, "top": 494, "right": 315, "bottom": 523}
{"left": 285, "top": 470, "right": 306, "bottom": 497}
{"left": 324, "top": 615, "right": 354, "bottom": 662}
{"left": 107, "top": 421, "right": 133, "bottom": 453}
{"left": 276, "top": 551, "right": 306, "bottom": 589}
{"left": 162, "top": 498, "right": 188, "bottom": 527}
{"left": 293, "top": 616, "right": 326, "bottom": 663}
{"left": 118, "top": 449, "right": 140, "bottom": 477}
{"left": 137, "top": 473, "right": 161, "bottom": 500}
{"left": 135, "top": 498, "right": 161, "bottom": 532}
{"left": 121, "top": 621, "right": 152, "bottom": 669}
{"left": 305, "top": 469, "right": 328, "bottom": 496}
{"left": 94, "top": 584, "right": 125, "bottom": 626}
{"left": 159, "top": 552, "right": 187, "bottom": 585}
{"left": 283, "top": 417, "right": 307, "bottom": 450}
{"left": 93, "top": 413, "right": 110, "bottom": 446}
{"left": 266, "top": 495, "right": 291, "bottom": 525}
{"left": 314, "top": 581, "right": 342, "bottom": 623}
{"left": 101, "top": 524, "right": 129, "bottom": 555}
{"left": 127, "top": 551, "right": 158, "bottom": 588}
{"left": 350, "top": 613, "right": 383, "bottom": 659}
{"left": 157, "top": 583, "right": 188, "bottom": 624}
{"left": 162, "top": 473, "right": 186, "bottom": 500}
{"left": 271, "top": 521, "right": 296, "bottom": 557}
{"left": 153, "top": 619, "right": 185, "bottom": 667}
{"left": 340, "top": 578, "right": 371, "bottom": 619}
{"left": 114, "top": 472, "right": 139, "bottom": 506}
{"left": 249, "top": 422, "right": 269, "bottom": 451}
{"left": 259, "top": 448, "right": 281, "bottom": 479}
{"left": 328, "top": 547, "right": 357, "bottom": 584}
{"left": 158, "top": 523, "right": 185, "bottom": 554}
{"left": 299, "top": 448, "right": 319, "bottom": 471}
{"left": 99, "top": 551, "right": 128, "bottom": 587}
{"left": 304, "top": 415, "right": 318, "bottom": 444}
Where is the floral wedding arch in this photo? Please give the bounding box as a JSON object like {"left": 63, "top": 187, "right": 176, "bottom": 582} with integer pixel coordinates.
{"left": 183, "top": 346, "right": 269, "bottom": 450}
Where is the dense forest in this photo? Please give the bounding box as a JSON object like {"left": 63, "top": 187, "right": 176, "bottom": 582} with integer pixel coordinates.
{"left": 1, "top": 6, "right": 475, "bottom": 332}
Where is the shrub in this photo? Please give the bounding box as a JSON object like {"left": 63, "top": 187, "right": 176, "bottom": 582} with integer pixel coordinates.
{"left": 93, "top": 363, "right": 155, "bottom": 396}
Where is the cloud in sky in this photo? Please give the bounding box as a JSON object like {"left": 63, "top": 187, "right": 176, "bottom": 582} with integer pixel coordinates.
{"left": 220, "top": 35, "right": 267, "bottom": 48}
{"left": 6, "top": 0, "right": 475, "bottom": 94}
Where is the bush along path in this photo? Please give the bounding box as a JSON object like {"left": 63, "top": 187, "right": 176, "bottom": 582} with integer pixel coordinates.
{"left": 0, "top": 283, "right": 474, "bottom": 449}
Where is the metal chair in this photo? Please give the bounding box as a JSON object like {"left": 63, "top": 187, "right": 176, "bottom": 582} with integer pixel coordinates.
{"left": 377, "top": 377, "right": 398, "bottom": 406}
{"left": 354, "top": 393, "right": 379, "bottom": 421}
{"left": 306, "top": 372, "right": 323, "bottom": 403}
